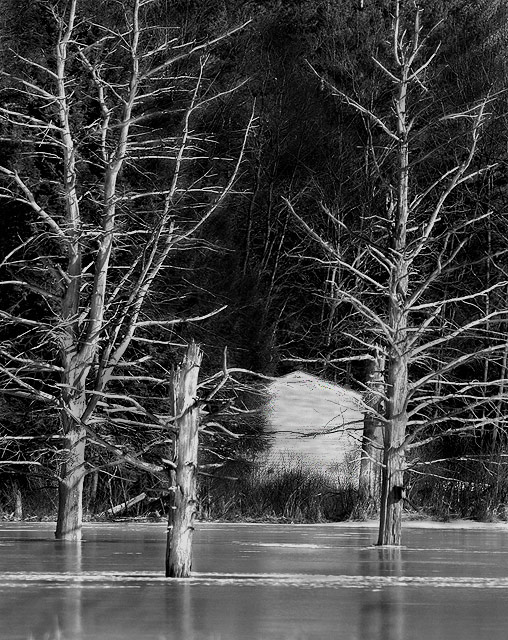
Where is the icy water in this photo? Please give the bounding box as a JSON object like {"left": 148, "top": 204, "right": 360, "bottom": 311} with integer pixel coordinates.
{"left": 1, "top": 521, "right": 508, "bottom": 640}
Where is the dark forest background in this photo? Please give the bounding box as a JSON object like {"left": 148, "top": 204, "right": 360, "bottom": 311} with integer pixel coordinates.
{"left": 2, "top": 0, "right": 508, "bottom": 523}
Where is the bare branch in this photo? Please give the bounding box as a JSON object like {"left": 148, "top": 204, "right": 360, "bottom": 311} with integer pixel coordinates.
{"left": 135, "top": 305, "right": 228, "bottom": 328}
{"left": 142, "top": 20, "right": 252, "bottom": 80}
{"left": 306, "top": 62, "right": 399, "bottom": 141}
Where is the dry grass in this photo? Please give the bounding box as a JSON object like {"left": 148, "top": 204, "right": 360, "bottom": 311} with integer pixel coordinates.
{"left": 198, "top": 453, "right": 358, "bottom": 523}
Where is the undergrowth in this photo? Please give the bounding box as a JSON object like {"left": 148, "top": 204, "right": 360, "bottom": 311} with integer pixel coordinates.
{"left": 198, "top": 454, "right": 358, "bottom": 523}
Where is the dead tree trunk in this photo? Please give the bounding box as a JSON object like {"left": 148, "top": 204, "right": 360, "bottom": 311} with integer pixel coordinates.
{"left": 55, "top": 388, "right": 87, "bottom": 540}
{"left": 99, "top": 492, "right": 146, "bottom": 518}
{"left": 166, "top": 342, "right": 203, "bottom": 578}
{"left": 12, "top": 480, "right": 23, "bottom": 520}
{"left": 377, "top": 418, "right": 406, "bottom": 546}
{"left": 86, "top": 470, "right": 99, "bottom": 515}
{"left": 356, "top": 350, "right": 385, "bottom": 517}
{"left": 377, "top": 150, "right": 409, "bottom": 544}
{"left": 55, "top": 419, "right": 87, "bottom": 541}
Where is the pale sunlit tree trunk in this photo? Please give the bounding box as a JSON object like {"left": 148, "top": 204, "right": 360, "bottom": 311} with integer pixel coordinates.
{"left": 166, "top": 342, "right": 202, "bottom": 578}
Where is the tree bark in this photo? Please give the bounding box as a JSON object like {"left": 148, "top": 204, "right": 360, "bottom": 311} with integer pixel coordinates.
{"left": 55, "top": 410, "right": 87, "bottom": 541}
{"left": 377, "top": 268, "right": 409, "bottom": 546}
{"left": 356, "top": 350, "right": 385, "bottom": 517}
{"left": 377, "top": 431, "right": 405, "bottom": 545}
{"left": 86, "top": 470, "right": 99, "bottom": 515}
{"left": 166, "top": 342, "right": 203, "bottom": 578}
{"left": 12, "top": 480, "right": 23, "bottom": 520}
{"left": 377, "top": 5, "right": 410, "bottom": 544}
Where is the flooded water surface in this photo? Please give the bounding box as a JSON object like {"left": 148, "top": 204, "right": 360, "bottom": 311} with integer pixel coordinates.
{"left": 1, "top": 521, "right": 508, "bottom": 639}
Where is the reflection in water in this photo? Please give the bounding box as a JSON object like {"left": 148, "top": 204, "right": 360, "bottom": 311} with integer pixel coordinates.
{"left": 358, "top": 547, "right": 404, "bottom": 640}
{"left": 59, "top": 543, "right": 83, "bottom": 640}
{"left": 377, "top": 546, "right": 403, "bottom": 570}
{"left": 181, "top": 583, "right": 192, "bottom": 640}
{"left": 2, "top": 523, "right": 508, "bottom": 640}
{"left": 359, "top": 588, "right": 404, "bottom": 640}
{"left": 32, "top": 543, "right": 84, "bottom": 640}
{"left": 11, "top": 541, "right": 84, "bottom": 640}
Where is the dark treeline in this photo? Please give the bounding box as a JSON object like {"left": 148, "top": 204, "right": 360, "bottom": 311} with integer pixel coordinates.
{"left": 1, "top": 0, "right": 508, "bottom": 543}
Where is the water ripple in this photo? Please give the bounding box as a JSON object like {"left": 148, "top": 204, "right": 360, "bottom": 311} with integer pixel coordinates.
{"left": 233, "top": 542, "right": 334, "bottom": 549}
{"left": 2, "top": 571, "right": 508, "bottom": 590}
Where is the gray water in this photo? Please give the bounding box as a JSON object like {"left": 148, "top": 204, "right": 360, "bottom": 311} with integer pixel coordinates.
{"left": 1, "top": 521, "right": 508, "bottom": 640}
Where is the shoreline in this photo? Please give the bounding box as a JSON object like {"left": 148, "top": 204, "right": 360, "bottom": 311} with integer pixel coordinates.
{"left": 2, "top": 517, "right": 508, "bottom": 530}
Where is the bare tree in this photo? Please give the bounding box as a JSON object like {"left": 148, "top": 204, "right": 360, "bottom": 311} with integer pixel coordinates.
{"left": 288, "top": 0, "right": 508, "bottom": 545}
{"left": 0, "top": 0, "right": 253, "bottom": 540}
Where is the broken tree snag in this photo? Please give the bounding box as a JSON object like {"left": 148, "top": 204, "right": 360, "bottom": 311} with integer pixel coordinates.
{"left": 166, "top": 342, "right": 203, "bottom": 578}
